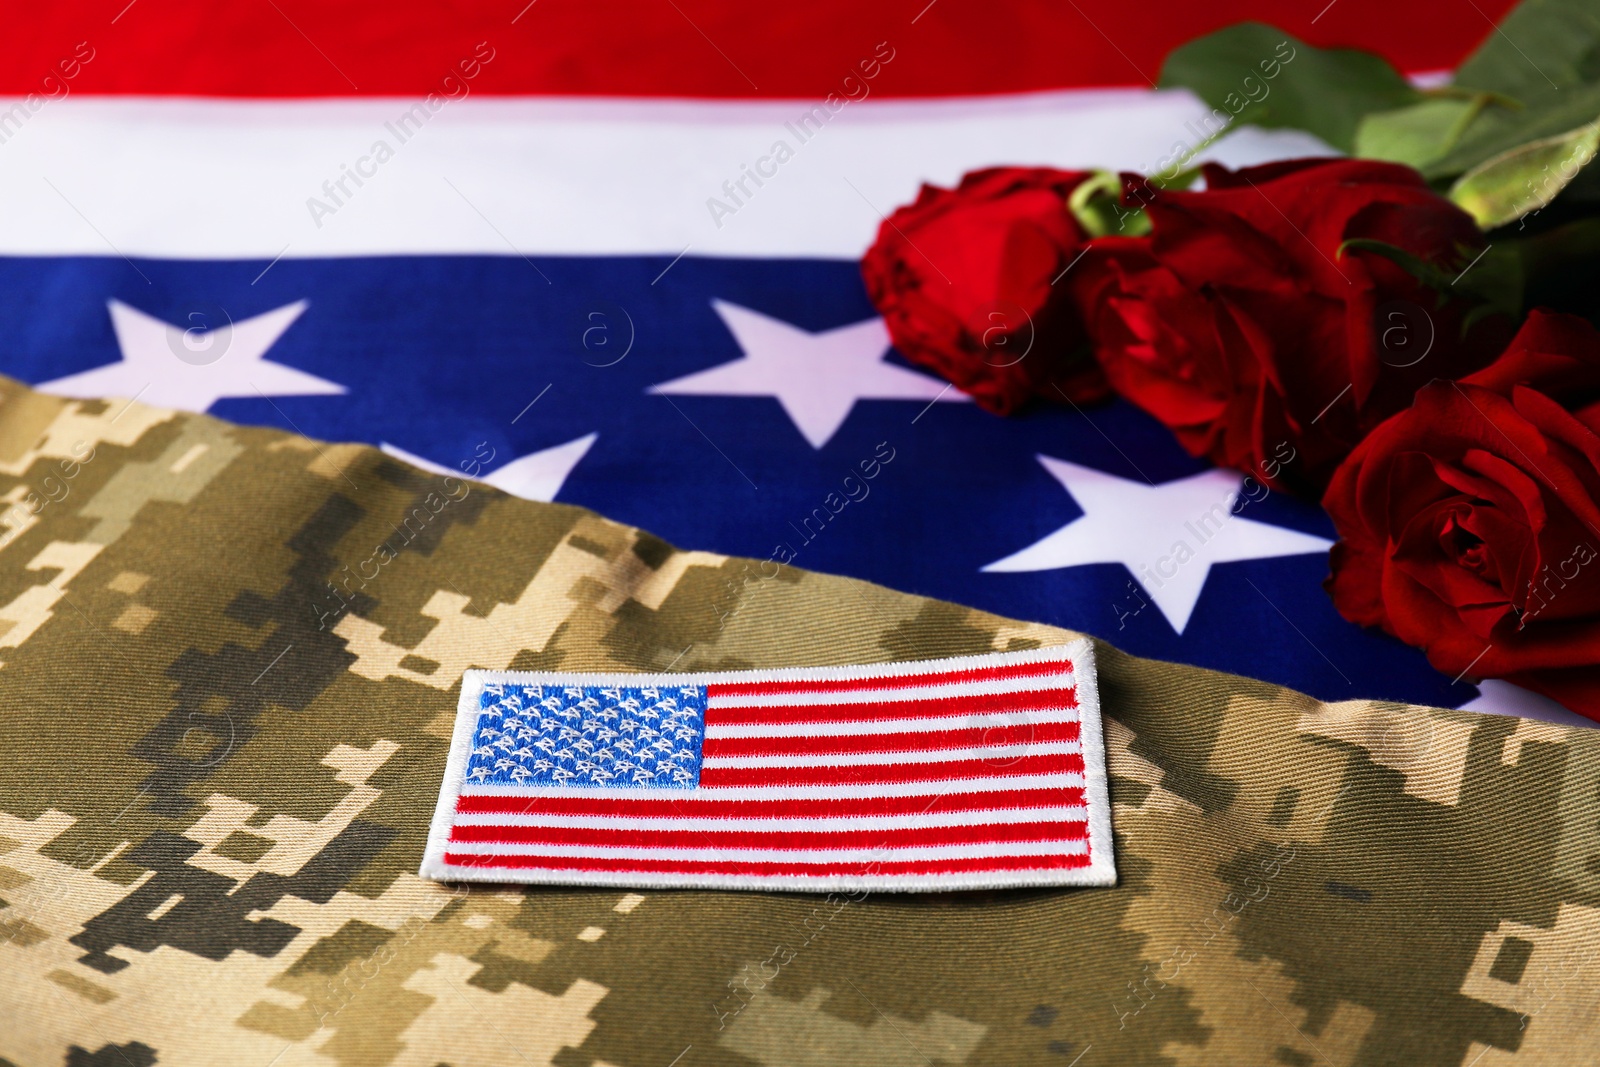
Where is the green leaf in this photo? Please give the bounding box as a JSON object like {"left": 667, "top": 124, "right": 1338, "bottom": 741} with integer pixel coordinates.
{"left": 1509, "top": 217, "right": 1600, "bottom": 316}
{"left": 1424, "top": 83, "right": 1600, "bottom": 180}
{"left": 1337, "top": 238, "right": 1457, "bottom": 290}
{"left": 1354, "top": 97, "right": 1484, "bottom": 169}
{"left": 1456, "top": 243, "right": 1526, "bottom": 331}
{"left": 1338, "top": 238, "right": 1523, "bottom": 326}
{"left": 1159, "top": 22, "right": 1421, "bottom": 153}
{"left": 1452, "top": 0, "right": 1600, "bottom": 102}
{"left": 1517, "top": 215, "right": 1600, "bottom": 277}
{"left": 1448, "top": 120, "right": 1600, "bottom": 228}
{"left": 1422, "top": 0, "right": 1600, "bottom": 180}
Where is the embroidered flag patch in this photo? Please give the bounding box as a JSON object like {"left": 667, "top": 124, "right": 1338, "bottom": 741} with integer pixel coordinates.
{"left": 421, "top": 640, "right": 1116, "bottom": 892}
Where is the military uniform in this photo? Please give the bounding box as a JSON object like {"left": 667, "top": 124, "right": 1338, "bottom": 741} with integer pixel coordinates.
{"left": 0, "top": 378, "right": 1593, "bottom": 1066}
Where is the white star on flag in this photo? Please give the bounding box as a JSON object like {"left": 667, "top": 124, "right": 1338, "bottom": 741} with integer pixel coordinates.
{"left": 1458, "top": 680, "right": 1596, "bottom": 728}
{"left": 983, "top": 455, "right": 1333, "bottom": 634}
{"left": 648, "top": 299, "right": 966, "bottom": 449}
{"left": 381, "top": 434, "right": 598, "bottom": 503}
{"left": 37, "top": 299, "right": 344, "bottom": 413}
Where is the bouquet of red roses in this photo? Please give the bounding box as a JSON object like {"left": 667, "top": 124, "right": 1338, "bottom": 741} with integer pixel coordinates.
{"left": 859, "top": 6, "right": 1600, "bottom": 717}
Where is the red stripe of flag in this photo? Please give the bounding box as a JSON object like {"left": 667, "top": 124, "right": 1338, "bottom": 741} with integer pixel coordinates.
{"left": 1, "top": 2, "right": 1510, "bottom": 99}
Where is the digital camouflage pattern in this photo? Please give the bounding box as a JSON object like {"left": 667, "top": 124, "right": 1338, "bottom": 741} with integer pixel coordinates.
{"left": 0, "top": 374, "right": 1596, "bottom": 1066}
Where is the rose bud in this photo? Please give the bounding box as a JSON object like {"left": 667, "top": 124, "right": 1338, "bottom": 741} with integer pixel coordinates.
{"left": 1070, "top": 158, "right": 1512, "bottom": 495}
{"left": 861, "top": 167, "right": 1109, "bottom": 415}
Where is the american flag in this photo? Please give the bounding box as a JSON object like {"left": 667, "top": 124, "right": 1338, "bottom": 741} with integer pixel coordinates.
{"left": 3, "top": 0, "right": 1572, "bottom": 731}
{"left": 421, "top": 642, "right": 1115, "bottom": 891}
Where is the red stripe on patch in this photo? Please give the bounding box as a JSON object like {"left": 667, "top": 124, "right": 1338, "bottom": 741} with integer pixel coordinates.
{"left": 454, "top": 787, "right": 1087, "bottom": 819}
{"left": 449, "top": 821, "right": 1089, "bottom": 849}
{"left": 441, "top": 851, "right": 1094, "bottom": 877}
{"left": 697, "top": 754, "right": 1084, "bottom": 787}
{"left": 707, "top": 658, "right": 1069, "bottom": 699}
{"left": 706, "top": 687, "right": 1078, "bottom": 725}
{"left": 702, "top": 719, "right": 1081, "bottom": 758}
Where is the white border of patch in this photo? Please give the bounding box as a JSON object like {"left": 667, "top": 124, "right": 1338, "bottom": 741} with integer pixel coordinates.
{"left": 421, "top": 639, "right": 1116, "bottom": 892}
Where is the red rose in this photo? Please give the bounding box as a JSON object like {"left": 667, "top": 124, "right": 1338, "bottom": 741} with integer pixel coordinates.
{"left": 1072, "top": 158, "right": 1510, "bottom": 494}
{"left": 861, "top": 167, "right": 1109, "bottom": 415}
{"left": 1323, "top": 310, "right": 1600, "bottom": 718}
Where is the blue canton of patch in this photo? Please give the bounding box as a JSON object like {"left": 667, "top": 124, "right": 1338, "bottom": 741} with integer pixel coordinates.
{"left": 464, "top": 682, "right": 708, "bottom": 789}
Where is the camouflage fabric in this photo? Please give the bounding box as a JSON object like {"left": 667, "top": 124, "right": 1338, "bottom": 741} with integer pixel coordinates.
{"left": 0, "top": 374, "right": 1595, "bottom": 1067}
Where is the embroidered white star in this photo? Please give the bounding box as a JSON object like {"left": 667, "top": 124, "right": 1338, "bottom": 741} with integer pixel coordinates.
{"left": 648, "top": 299, "right": 966, "bottom": 449}
{"left": 983, "top": 455, "right": 1333, "bottom": 634}
{"left": 38, "top": 299, "right": 344, "bottom": 413}
{"left": 381, "top": 433, "right": 597, "bottom": 503}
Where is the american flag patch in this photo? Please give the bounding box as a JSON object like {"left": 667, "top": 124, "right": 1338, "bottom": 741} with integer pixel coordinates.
{"left": 420, "top": 640, "right": 1115, "bottom": 892}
